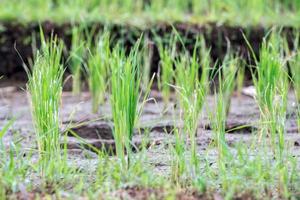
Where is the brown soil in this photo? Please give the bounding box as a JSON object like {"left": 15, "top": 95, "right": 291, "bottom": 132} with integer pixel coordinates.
{"left": 0, "top": 82, "right": 299, "bottom": 199}
{"left": 1, "top": 85, "right": 299, "bottom": 153}
{"left": 0, "top": 21, "right": 296, "bottom": 83}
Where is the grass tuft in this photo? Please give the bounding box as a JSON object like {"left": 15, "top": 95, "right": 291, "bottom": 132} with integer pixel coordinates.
{"left": 86, "top": 31, "right": 110, "bottom": 113}
{"left": 174, "top": 36, "right": 210, "bottom": 174}
{"left": 156, "top": 34, "right": 177, "bottom": 105}
{"left": 70, "top": 25, "right": 85, "bottom": 95}
{"left": 110, "top": 39, "right": 146, "bottom": 169}
{"left": 209, "top": 53, "right": 238, "bottom": 162}
{"left": 26, "top": 31, "right": 64, "bottom": 178}
{"left": 253, "top": 32, "right": 289, "bottom": 153}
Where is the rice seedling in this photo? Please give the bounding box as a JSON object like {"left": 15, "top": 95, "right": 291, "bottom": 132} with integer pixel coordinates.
{"left": 0, "top": 119, "right": 15, "bottom": 199}
{"left": 1, "top": 0, "right": 300, "bottom": 27}
{"left": 174, "top": 37, "right": 211, "bottom": 173}
{"left": 156, "top": 34, "right": 176, "bottom": 105}
{"left": 25, "top": 31, "right": 65, "bottom": 177}
{"left": 86, "top": 31, "right": 110, "bottom": 113}
{"left": 70, "top": 25, "right": 85, "bottom": 95}
{"left": 252, "top": 32, "right": 288, "bottom": 151}
{"left": 236, "top": 59, "right": 246, "bottom": 98}
{"left": 209, "top": 55, "right": 238, "bottom": 162}
{"left": 94, "top": 146, "right": 163, "bottom": 196}
{"left": 110, "top": 39, "right": 154, "bottom": 169}
{"left": 222, "top": 54, "right": 239, "bottom": 116}
{"left": 2, "top": 0, "right": 300, "bottom": 199}
{"left": 170, "top": 127, "right": 186, "bottom": 184}
{"left": 288, "top": 36, "right": 300, "bottom": 131}
{"left": 250, "top": 32, "right": 290, "bottom": 196}
{"left": 141, "top": 35, "right": 153, "bottom": 92}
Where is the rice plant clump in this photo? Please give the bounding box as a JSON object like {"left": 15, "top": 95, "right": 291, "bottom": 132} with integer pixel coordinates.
{"left": 110, "top": 42, "right": 142, "bottom": 168}
{"left": 291, "top": 49, "right": 300, "bottom": 103}
{"left": 289, "top": 41, "right": 300, "bottom": 131}
{"left": 253, "top": 33, "right": 289, "bottom": 149}
{"left": 70, "top": 26, "right": 85, "bottom": 95}
{"left": 86, "top": 32, "right": 110, "bottom": 113}
{"left": 26, "top": 32, "right": 64, "bottom": 176}
{"left": 174, "top": 37, "right": 210, "bottom": 172}
{"left": 0, "top": 119, "right": 15, "bottom": 199}
{"left": 156, "top": 35, "right": 177, "bottom": 105}
{"left": 210, "top": 56, "right": 238, "bottom": 162}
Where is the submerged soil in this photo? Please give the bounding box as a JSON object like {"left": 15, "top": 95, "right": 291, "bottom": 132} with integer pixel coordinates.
{"left": 0, "top": 82, "right": 299, "bottom": 199}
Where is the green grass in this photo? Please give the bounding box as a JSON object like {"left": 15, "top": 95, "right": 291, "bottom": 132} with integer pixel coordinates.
{"left": 288, "top": 35, "right": 300, "bottom": 132}
{"left": 174, "top": 36, "right": 210, "bottom": 174}
{"left": 86, "top": 31, "right": 110, "bottom": 113}
{"left": 69, "top": 25, "right": 85, "bottom": 95}
{"left": 2, "top": 23, "right": 300, "bottom": 199}
{"left": 0, "top": 119, "right": 17, "bottom": 199}
{"left": 209, "top": 55, "right": 238, "bottom": 162}
{"left": 236, "top": 59, "right": 245, "bottom": 98}
{"left": 110, "top": 40, "right": 142, "bottom": 169}
{"left": 170, "top": 127, "right": 186, "bottom": 185}
{"left": 0, "top": 0, "right": 300, "bottom": 27}
{"left": 252, "top": 32, "right": 289, "bottom": 152}
{"left": 156, "top": 34, "right": 176, "bottom": 105}
{"left": 251, "top": 32, "right": 291, "bottom": 197}
{"left": 141, "top": 35, "right": 154, "bottom": 92}
{"left": 291, "top": 49, "right": 300, "bottom": 103}
{"left": 25, "top": 31, "right": 65, "bottom": 178}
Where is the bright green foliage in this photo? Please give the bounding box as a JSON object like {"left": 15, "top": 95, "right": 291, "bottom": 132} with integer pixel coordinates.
{"left": 236, "top": 59, "right": 245, "bottom": 97}
{"left": 286, "top": 35, "right": 300, "bottom": 132}
{"left": 110, "top": 42, "right": 142, "bottom": 168}
{"left": 87, "top": 32, "right": 110, "bottom": 113}
{"left": 156, "top": 35, "right": 176, "bottom": 105}
{"left": 222, "top": 54, "right": 239, "bottom": 116}
{"left": 70, "top": 25, "right": 85, "bottom": 95}
{"left": 291, "top": 49, "right": 300, "bottom": 103}
{"left": 0, "top": 0, "right": 299, "bottom": 27}
{"left": 141, "top": 36, "right": 153, "bottom": 92}
{"left": 210, "top": 55, "right": 238, "bottom": 161}
{"left": 254, "top": 34, "right": 283, "bottom": 117}
{"left": 252, "top": 33, "right": 289, "bottom": 191}
{"left": 253, "top": 33, "right": 289, "bottom": 150}
{"left": 26, "top": 32, "right": 64, "bottom": 176}
{"left": 0, "top": 120, "right": 15, "bottom": 200}
{"left": 292, "top": 49, "right": 300, "bottom": 132}
{"left": 170, "top": 127, "right": 186, "bottom": 184}
{"left": 175, "top": 37, "right": 210, "bottom": 171}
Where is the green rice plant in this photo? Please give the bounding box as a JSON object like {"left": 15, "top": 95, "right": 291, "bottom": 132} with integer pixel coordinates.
{"left": 273, "top": 70, "right": 289, "bottom": 163}
{"left": 213, "top": 139, "right": 295, "bottom": 199}
{"left": 236, "top": 59, "right": 246, "bottom": 98}
{"left": 254, "top": 34, "right": 282, "bottom": 118}
{"left": 222, "top": 54, "right": 239, "bottom": 116}
{"left": 289, "top": 36, "right": 300, "bottom": 131}
{"left": 86, "top": 31, "right": 110, "bottom": 113}
{"left": 141, "top": 35, "right": 153, "bottom": 92}
{"left": 0, "top": 119, "right": 14, "bottom": 199}
{"left": 70, "top": 25, "right": 85, "bottom": 95}
{"left": 244, "top": 32, "right": 291, "bottom": 198}
{"left": 252, "top": 33, "right": 289, "bottom": 149}
{"left": 250, "top": 32, "right": 290, "bottom": 195}
{"left": 174, "top": 37, "right": 211, "bottom": 173}
{"left": 170, "top": 127, "right": 186, "bottom": 185}
{"left": 26, "top": 32, "right": 64, "bottom": 177}
{"left": 94, "top": 146, "right": 163, "bottom": 195}
{"left": 1, "top": 0, "right": 300, "bottom": 27}
{"left": 209, "top": 56, "right": 238, "bottom": 162}
{"left": 156, "top": 34, "right": 176, "bottom": 105}
{"left": 110, "top": 39, "right": 153, "bottom": 169}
